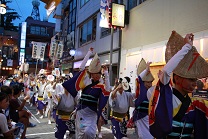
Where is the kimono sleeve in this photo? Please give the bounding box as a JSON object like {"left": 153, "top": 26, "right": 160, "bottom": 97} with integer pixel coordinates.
{"left": 192, "top": 98, "right": 208, "bottom": 139}
{"left": 134, "top": 76, "right": 148, "bottom": 107}
{"left": 149, "top": 81, "right": 173, "bottom": 138}
{"left": 62, "top": 69, "right": 89, "bottom": 98}
{"left": 97, "top": 84, "right": 110, "bottom": 121}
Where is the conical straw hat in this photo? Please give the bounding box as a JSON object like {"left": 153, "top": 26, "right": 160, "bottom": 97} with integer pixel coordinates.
{"left": 137, "top": 58, "right": 146, "bottom": 75}
{"left": 173, "top": 46, "right": 208, "bottom": 79}
{"left": 137, "top": 58, "right": 154, "bottom": 82}
{"left": 165, "top": 31, "right": 185, "bottom": 63}
{"left": 88, "top": 53, "right": 101, "bottom": 74}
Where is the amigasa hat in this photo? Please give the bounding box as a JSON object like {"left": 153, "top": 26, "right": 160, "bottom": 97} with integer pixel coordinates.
{"left": 137, "top": 58, "right": 154, "bottom": 82}
{"left": 88, "top": 53, "right": 101, "bottom": 74}
{"left": 166, "top": 31, "right": 208, "bottom": 78}
{"left": 173, "top": 46, "right": 208, "bottom": 79}
{"left": 165, "top": 30, "right": 185, "bottom": 63}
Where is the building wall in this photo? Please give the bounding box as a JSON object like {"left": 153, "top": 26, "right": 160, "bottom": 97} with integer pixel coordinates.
{"left": 75, "top": 0, "right": 120, "bottom": 65}
{"left": 120, "top": 0, "right": 208, "bottom": 93}
{"left": 122, "top": 0, "right": 208, "bottom": 49}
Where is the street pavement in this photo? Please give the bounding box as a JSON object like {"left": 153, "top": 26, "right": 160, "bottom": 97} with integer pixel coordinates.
{"left": 24, "top": 102, "right": 137, "bottom": 139}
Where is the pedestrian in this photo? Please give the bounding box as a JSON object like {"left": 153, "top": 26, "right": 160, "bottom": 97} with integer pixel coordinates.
{"left": 62, "top": 48, "right": 110, "bottom": 138}
{"left": 133, "top": 58, "right": 154, "bottom": 139}
{"left": 149, "top": 31, "right": 208, "bottom": 139}
{"left": 109, "top": 77, "right": 134, "bottom": 139}
{"left": 35, "top": 75, "right": 47, "bottom": 119}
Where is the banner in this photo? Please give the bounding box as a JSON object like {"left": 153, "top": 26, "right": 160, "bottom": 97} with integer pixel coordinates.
{"left": 32, "top": 42, "right": 47, "bottom": 59}
{"left": 99, "top": 0, "right": 111, "bottom": 28}
{"left": 56, "top": 42, "right": 64, "bottom": 59}
{"left": 49, "top": 41, "right": 57, "bottom": 58}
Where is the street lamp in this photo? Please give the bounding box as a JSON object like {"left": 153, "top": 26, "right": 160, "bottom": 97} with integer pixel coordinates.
{"left": 69, "top": 48, "right": 76, "bottom": 57}
{"left": 40, "top": 58, "right": 44, "bottom": 69}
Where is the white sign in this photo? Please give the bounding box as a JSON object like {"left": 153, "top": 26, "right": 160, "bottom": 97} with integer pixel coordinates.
{"left": 99, "top": 0, "right": 111, "bottom": 28}
{"left": 32, "top": 42, "right": 46, "bottom": 59}
{"left": 112, "top": 3, "right": 125, "bottom": 27}
{"left": 7, "top": 59, "right": 13, "bottom": 67}
{"left": 20, "top": 22, "right": 27, "bottom": 48}
{"left": 0, "top": 7, "right": 6, "bottom": 14}
{"left": 56, "top": 43, "right": 64, "bottom": 59}
{"left": 49, "top": 41, "right": 57, "bottom": 58}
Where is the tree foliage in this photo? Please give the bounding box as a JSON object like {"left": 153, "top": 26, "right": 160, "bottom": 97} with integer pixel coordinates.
{"left": 1, "top": 0, "right": 21, "bottom": 31}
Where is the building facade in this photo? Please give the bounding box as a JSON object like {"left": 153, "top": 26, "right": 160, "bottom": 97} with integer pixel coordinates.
{"left": 19, "top": 16, "right": 55, "bottom": 73}
{"left": 120, "top": 0, "right": 208, "bottom": 93}
{"left": 0, "top": 28, "right": 19, "bottom": 76}
{"left": 49, "top": 0, "right": 122, "bottom": 84}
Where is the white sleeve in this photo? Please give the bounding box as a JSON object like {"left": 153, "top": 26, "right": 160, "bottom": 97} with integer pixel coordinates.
{"left": 109, "top": 92, "right": 116, "bottom": 108}
{"left": 147, "top": 86, "right": 156, "bottom": 100}
{"left": 0, "top": 114, "right": 9, "bottom": 134}
{"left": 161, "top": 43, "right": 192, "bottom": 85}
{"left": 139, "top": 69, "right": 148, "bottom": 79}
{"left": 103, "top": 71, "right": 110, "bottom": 92}
{"left": 79, "top": 51, "right": 93, "bottom": 71}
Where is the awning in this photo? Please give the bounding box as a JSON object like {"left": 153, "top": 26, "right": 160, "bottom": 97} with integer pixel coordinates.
{"left": 40, "top": 0, "right": 61, "bottom": 16}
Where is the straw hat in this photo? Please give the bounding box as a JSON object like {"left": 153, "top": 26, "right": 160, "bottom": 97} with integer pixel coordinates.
{"left": 166, "top": 31, "right": 208, "bottom": 78}
{"left": 88, "top": 53, "right": 101, "bottom": 74}
{"left": 173, "top": 46, "right": 208, "bottom": 79}
{"left": 137, "top": 58, "right": 154, "bottom": 82}
{"left": 165, "top": 31, "right": 185, "bottom": 63}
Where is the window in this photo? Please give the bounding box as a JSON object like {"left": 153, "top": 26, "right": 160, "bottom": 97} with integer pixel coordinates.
{"left": 68, "top": 0, "right": 76, "bottom": 33}
{"left": 80, "top": 17, "right": 97, "bottom": 46}
{"left": 80, "top": 0, "right": 89, "bottom": 8}
{"left": 128, "top": 0, "right": 146, "bottom": 10}
{"left": 101, "top": 28, "right": 116, "bottom": 38}
{"left": 30, "top": 26, "right": 47, "bottom": 36}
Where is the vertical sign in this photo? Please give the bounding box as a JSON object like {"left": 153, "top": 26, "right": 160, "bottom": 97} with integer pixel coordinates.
{"left": 39, "top": 43, "right": 46, "bottom": 59}
{"left": 111, "top": 3, "right": 125, "bottom": 27}
{"left": 56, "top": 42, "right": 64, "bottom": 59}
{"left": 32, "top": 41, "right": 46, "bottom": 59}
{"left": 49, "top": 41, "right": 57, "bottom": 58}
{"left": 20, "top": 22, "right": 27, "bottom": 48}
{"left": 99, "top": 0, "right": 112, "bottom": 28}
{"left": 19, "top": 49, "right": 25, "bottom": 65}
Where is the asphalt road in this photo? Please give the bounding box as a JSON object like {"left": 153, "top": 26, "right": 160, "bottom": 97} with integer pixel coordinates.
{"left": 24, "top": 101, "right": 137, "bottom": 139}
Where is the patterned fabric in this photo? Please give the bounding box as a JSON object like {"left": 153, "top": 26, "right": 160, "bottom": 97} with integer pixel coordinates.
{"left": 66, "top": 119, "right": 75, "bottom": 133}
{"left": 111, "top": 118, "right": 128, "bottom": 139}
{"left": 149, "top": 80, "right": 208, "bottom": 139}
{"left": 62, "top": 69, "right": 110, "bottom": 139}
{"left": 134, "top": 76, "right": 149, "bottom": 123}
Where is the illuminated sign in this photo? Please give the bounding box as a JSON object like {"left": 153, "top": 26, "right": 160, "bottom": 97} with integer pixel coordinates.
{"left": 20, "top": 22, "right": 27, "bottom": 48}
{"left": 19, "top": 49, "right": 25, "bottom": 65}
{"left": 99, "top": 0, "right": 111, "bottom": 28}
{"left": 111, "top": 3, "right": 125, "bottom": 27}
{"left": 0, "top": 7, "right": 6, "bottom": 14}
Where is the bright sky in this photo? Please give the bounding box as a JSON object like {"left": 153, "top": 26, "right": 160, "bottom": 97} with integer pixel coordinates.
{"left": 8, "top": 0, "right": 56, "bottom": 26}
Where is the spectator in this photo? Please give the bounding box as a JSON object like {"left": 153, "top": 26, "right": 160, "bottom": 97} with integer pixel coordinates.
{"left": 0, "top": 92, "right": 17, "bottom": 139}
